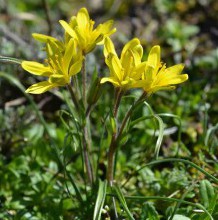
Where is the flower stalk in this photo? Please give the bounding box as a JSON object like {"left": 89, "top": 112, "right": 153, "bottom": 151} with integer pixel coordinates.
{"left": 82, "top": 58, "right": 87, "bottom": 108}
{"left": 117, "top": 91, "right": 147, "bottom": 141}
{"left": 107, "top": 91, "right": 147, "bottom": 184}
{"left": 107, "top": 88, "right": 123, "bottom": 185}
{"left": 66, "top": 84, "right": 79, "bottom": 111}
{"left": 81, "top": 58, "right": 94, "bottom": 185}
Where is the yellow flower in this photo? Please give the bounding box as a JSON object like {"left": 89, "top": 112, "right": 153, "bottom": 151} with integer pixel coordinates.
{"left": 140, "top": 45, "right": 188, "bottom": 94}
{"left": 22, "top": 39, "right": 83, "bottom": 94}
{"left": 100, "top": 37, "right": 147, "bottom": 90}
{"left": 31, "top": 33, "right": 64, "bottom": 51}
{"left": 59, "top": 7, "right": 116, "bottom": 54}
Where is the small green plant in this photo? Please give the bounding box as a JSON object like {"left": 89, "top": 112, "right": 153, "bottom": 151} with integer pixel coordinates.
{"left": 1, "top": 7, "right": 217, "bottom": 220}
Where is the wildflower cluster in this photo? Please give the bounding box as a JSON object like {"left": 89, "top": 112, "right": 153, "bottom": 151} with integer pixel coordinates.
{"left": 22, "top": 7, "right": 188, "bottom": 95}
{"left": 21, "top": 7, "right": 189, "bottom": 187}
{"left": 22, "top": 7, "right": 116, "bottom": 94}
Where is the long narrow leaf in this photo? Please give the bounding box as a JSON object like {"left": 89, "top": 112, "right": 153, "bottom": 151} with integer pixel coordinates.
{"left": 0, "top": 55, "right": 22, "bottom": 64}
{"left": 113, "top": 185, "right": 135, "bottom": 220}
{"left": 205, "top": 123, "right": 218, "bottom": 146}
{"left": 93, "top": 180, "right": 108, "bottom": 220}
{"left": 153, "top": 115, "right": 164, "bottom": 159}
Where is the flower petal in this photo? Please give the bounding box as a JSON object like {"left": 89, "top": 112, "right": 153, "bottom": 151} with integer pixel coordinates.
{"left": 158, "top": 74, "right": 188, "bottom": 86}
{"left": 131, "top": 62, "right": 147, "bottom": 79}
{"left": 121, "top": 38, "right": 141, "bottom": 61}
{"left": 147, "top": 45, "right": 160, "bottom": 68}
{"left": 25, "top": 81, "right": 56, "bottom": 94}
{"left": 111, "top": 54, "right": 123, "bottom": 81}
{"left": 104, "top": 37, "right": 117, "bottom": 57}
{"left": 96, "top": 20, "right": 116, "bottom": 44}
{"left": 22, "top": 61, "right": 52, "bottom": 77}
{"left": 59, "top": 20, "right": 77, "bottom": 38}
{"left": 63, "top": 38, "right": 75, "bottom": 73}
{"left": 77, "top": 8, "right": 90, "bottom": 30}
{"left": 165, "top": 64, "right": 185, "bottom": 76}
{"left": 69, "top": 60, "right": 83, "bottom": 76}
{"left": 100, "top": 77, "right": 120, "bottom": 87}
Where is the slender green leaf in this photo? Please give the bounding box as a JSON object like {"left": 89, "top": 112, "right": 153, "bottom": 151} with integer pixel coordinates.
{"left": 93, "top": 180, "right": 107, "bottom": 220}
{"left": 0, "top": 55, "right": 22, "bottom": 64}
{"left": 113, "top": 185, "right": 135, "bottom": 220}
{"left": 153, "top": 115, "right": 164, "bottom": 158}
{"left": 205, "top": 123, "right": 218, "bottom": 146}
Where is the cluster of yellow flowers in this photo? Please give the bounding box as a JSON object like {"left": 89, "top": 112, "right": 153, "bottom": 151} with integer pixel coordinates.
{"left": 22, "top": 7, "right": 188, "bottom": 95}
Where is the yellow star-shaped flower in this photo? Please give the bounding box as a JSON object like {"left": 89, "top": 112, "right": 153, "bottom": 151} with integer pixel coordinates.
{"left": 100, "top": 37, "right": 147, "bottom": 90}
{"left": 140, "top": 45, "right": 188, "bottom": 94}
{"left": 59, "top": 8, "right": 116, "bottom": 54}
{"left": 22, "top": 39, "right": 83, "bottom": 94}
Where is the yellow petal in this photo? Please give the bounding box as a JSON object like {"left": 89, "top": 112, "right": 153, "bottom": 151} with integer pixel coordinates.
{"left": 69, "top": 60, "right": 83, "bottom": 76}
{"left": 111, "top": 54, "right": 122, "bottom": 81}
{"left": 77, "top": 8, "right": 90, "bottom": 30}
{"left": 147, "top": 45, "right": 160, "bottom": 68}
{"left": 32, "top": 33, "right": 57, "bottom": 43}
{"left": 104, "top": 37, "right": 117, "bottom": 57}
{"left": 130, "top": 47, "right": 142, "bottom": 66}
{"left": 25, "top": 81, "right": 56, "bottom": 94}
{"left": 74, "top": 26, "right": 86, "bottom": 49}
{"left": 59, "top": 20, "right": 76, "bottom": 38}
{"left": 48, "top": 74, "right": 67, "bottom": 85}
{"left": 46, "top": 40, "right": 62, "bottom": 69}
{"left": 146, "top": 85, "right": 176, "bottom": 94}
{"left": 32, "top": 33, "right": 64, "bottom": 51}
{"left": 143, "top": 65, "right": 155, "bottom": 81}
{"left": 96, "top": 20, "right": 114, "bottom": 35}
{"left": 100, "top": 77, "right": 120, "bottom": 87}
{"left": 22, "top": 61, "right": 51, "bottom": 77}
{"left": 96, "top": 20, "right": 116, "bottom": 44}
{"left": 121, "top": 38, "right": 141, "bottom": 61}
{"left": 63, "top": 38, "right": 75, "bottom": 73}
{"left": 165, "top": 64, "right": 185, "bottom": 76}
{"left": 131, "top": 62, "right": 147, "bottom": 79}
{"left": 121, "top": 50, "right": 133, "bottom": 78}
{"left": 159, "top": 74, "right": 188, "bottom": 86}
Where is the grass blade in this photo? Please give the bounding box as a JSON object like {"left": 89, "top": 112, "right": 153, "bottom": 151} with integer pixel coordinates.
{"left": 113, "top": 185, "right": 135, "bottom": 220}
{"left": 0, "top": 55, "right": 22, "bottom": 64}
{"left": 93, "top": 180, "right": 107, "bottom": 220}
{"left": 153, "top": 115, "right": 164, "bottom": 159}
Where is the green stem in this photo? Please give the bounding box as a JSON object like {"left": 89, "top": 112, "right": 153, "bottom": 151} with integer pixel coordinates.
{"left": 82, "top": 126, "right": 94, "bottom": 185}
{"left": 107, "top": 91, "right": 147, "bottom": 184}
{"left": 107, "top": 88, "right": 123, "bottom": 185}
{"left": 41, "top": 0, "right": 53, "bottom": 35}
{"left": 117, "top": 91, "right": 147, "bottom": 141}
{"left": 82, "top": 58, "right": 86, "bottom": 108}
{"left": 81, "top": 58, "right": 94, "bottom": 185}
{"left": 66, "top": 84, "right": 79, "bottom": 111}
{"left": 107, "top": 134, "right": 117, "bottom": 185}
{"left": 113, "top": 88, "right": 123, "bottom": 117}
